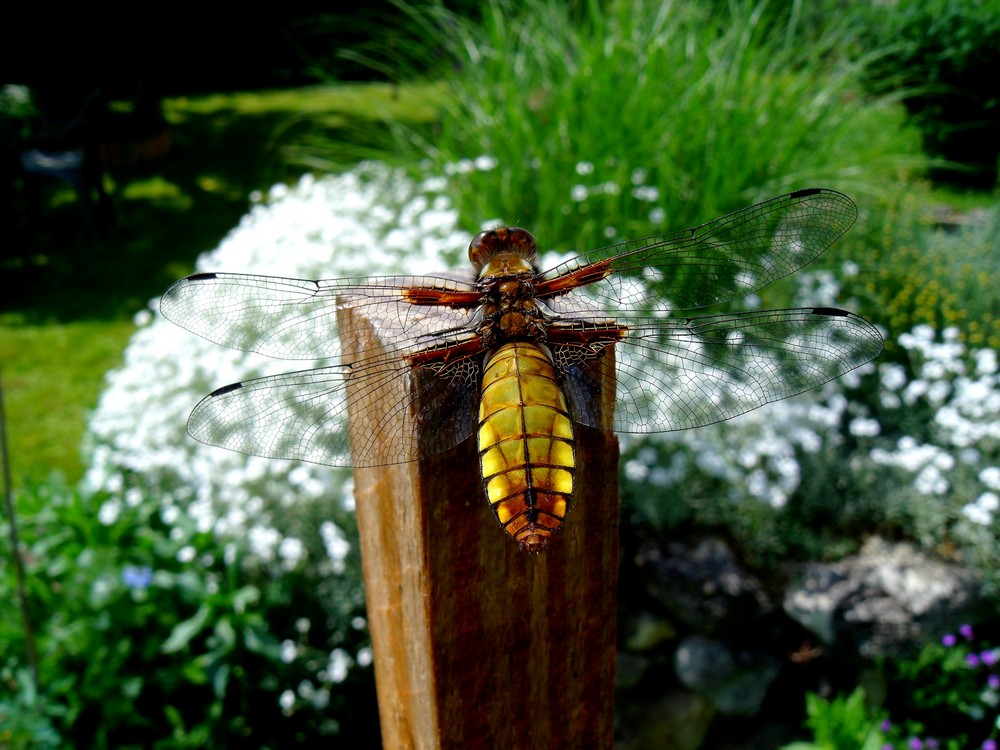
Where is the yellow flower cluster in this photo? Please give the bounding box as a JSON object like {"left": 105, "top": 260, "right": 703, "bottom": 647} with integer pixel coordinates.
{"left": 855, "top": 195, "right": 999, "bottom": 353}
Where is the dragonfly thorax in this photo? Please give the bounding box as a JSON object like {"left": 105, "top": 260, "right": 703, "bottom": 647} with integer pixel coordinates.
{"left": 476, "top": 269, "right": 547, "bottom": 347}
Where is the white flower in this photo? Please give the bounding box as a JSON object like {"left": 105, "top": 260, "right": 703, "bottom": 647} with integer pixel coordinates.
{"left": 327, "top": 648, "right": 352, "bottom": 684}
{"left": 320, "top": 521, "right": 350, "bottom": 571}
{"left": 625, "top": 458, "right": 649, "bottom": 481}
{"left": 98, "top": 499, "right": 121, "bottom": 525}
{"left": 278, "top": 537, "right": 306, "bottom": 567}
{"left": 879, "top": 363, "right": 907, "bottom": 392}
{"left": 914, "top": 464, "right": 948, "bottom": 495}
{"left": 849, "top": 417, "right": 881, "bottom": 437}
{"left": 979, "top": 492, "right": 1000, "bottom": 512}
{"left": 420, "top": 175, "right": 448, "bottom": 192}
{"left": 474, "top": 155, "right": 498, "bottom": 171}
{"left": 632, "top": 185, "right": 660, "bottom": 202}
{"left": 980, "top": 467, "right": 1000, "bottom": 490}
{"left": 902, "top": 379, "right": 928, "bottom": 405}
{"left": 974, "top": 348, "right": 997, "bottom": 376}
{"left": 962, "top": 493, "right": 998, "bottom": 525}
{"left": 444, "top": 159, "right": 474, "bottom": 175}
{"left": 279, "top": 689, "right": 295, "bottom": 715}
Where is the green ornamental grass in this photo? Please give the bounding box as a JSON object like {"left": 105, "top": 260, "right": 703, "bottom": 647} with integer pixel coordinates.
{"left": 406, "top": 0, "right": 919, "bottom": 251}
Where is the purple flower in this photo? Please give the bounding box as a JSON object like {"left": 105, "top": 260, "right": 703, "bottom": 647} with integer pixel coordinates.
{"left": 988, "top": 673, "right": 999, "bottom": 690}
{"left": 967, "top": 653, "right": 982, "bottom": 668}
{"left": 960, "top": 623, "right": 975, "bottom": 640}
{"left": 881, "top": 745, "right": 894, "bottom": 750}
{"left": 982, "top": 650, "right": 998, "bottom": 667}
{"left": 881, "top": 719, "right": 893, "bottom": 732}
{"left": 121, "top": 565, "right": 154, "bottom": 590}
{"left": 942, "top": 633, "right": 957, "bottom": 647}
{"left": 908, "top": 737, "right": 923, "bottom": 750}
{"left": 925, "top": 739, "right": 939, "bottom": 749}
{"left": 982, "top": 740, "right": 997, "bottom": 750}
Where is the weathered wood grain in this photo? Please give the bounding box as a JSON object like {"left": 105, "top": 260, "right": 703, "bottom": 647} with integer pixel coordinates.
{"left": 340, "top": 306, "right": 619, "bottom": 749}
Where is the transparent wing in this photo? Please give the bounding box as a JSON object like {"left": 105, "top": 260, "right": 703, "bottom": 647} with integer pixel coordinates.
{"left": 164, "top": 188, "right": 876, "bottom": 465}
{"left": 160, "top": 272, "right": 479, "bottom": 361}
{"left": 542, "top": 188, "right": 857, "bottom": 314}
{"left": 186, "top": 348, "right": 481, "bottom": 468}
{"left": 557, "top": 307, "right": 883, "bottom": 433}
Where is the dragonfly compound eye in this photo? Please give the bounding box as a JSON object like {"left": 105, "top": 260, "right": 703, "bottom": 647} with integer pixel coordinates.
{"left": 469, "top": 226, "right": 538, "bottom": 273}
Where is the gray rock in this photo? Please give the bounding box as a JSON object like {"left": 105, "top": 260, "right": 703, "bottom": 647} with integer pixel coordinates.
{"left": 673, "top": 635, "right": 781, "bottom": 716}
{"left": 637, "top": 537, "right": 776, "bottom": 634}
{"left": 783, "top": 536, "right": 981, "bottom": 657}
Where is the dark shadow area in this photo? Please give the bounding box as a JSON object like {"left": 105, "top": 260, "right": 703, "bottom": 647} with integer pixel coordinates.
{"left": 0, "top": 98, "right": 411, "bottom": 324}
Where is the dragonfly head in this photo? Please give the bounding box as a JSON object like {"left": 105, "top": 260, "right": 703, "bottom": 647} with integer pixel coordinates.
{"left": 469, "top": 226, "right": 538, "bottom": 276}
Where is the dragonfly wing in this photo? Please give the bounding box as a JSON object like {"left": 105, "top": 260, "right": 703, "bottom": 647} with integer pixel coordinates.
{"left": 187, "top": 349, "right": 481, "bottom": 468}
{"left": 542, "top": 189, "right": 857, "bottom": 314}
{"left": 160, "top": 272, "right": 479, "bottom": 361}
{"left": 557, "top": 307, "right": 883, "bottom": 432}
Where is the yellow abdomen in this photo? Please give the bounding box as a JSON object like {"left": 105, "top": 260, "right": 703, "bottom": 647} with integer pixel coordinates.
{"left": 477, "top": 342, "right": 575, "bottom": 551}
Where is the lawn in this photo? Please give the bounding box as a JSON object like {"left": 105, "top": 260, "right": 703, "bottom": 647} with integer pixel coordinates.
{"left": 0, "top": 82, "right": 443, "bottom": 485}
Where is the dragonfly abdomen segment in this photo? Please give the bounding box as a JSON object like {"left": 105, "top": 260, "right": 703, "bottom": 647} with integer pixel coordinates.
{"left": 477, "top": 342, "right": 575, "bottom": 551}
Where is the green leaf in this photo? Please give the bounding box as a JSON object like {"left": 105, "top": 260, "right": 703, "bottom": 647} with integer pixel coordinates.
{"left": 232, "top": 584, "right": 261, "bottom": 612}
{"left": 243, "top": 622, "right": 282, "bottom": 659}
{"left": 209, "top": 658, "right": 230, "bottom": 698}
{"left": 162, "top": 604, "right": 211, "bottom": 653}
{"left": 162, "top": 703, "right": 185, "bottom": 731}
{"left": 214, "top": 617, "right": 236, "bottom": 650}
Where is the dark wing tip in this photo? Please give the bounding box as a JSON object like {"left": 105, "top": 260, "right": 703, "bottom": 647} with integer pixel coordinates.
{"left": 161, "top": 273, "right": 217, "bottom": 313}
{"left": 810, "top": 306, "right": 850, "bottom": 317}
{"left": 209, "top": 382, "right": 245, "bottom": 397}
{"left": 789, "top": 187, "right": 823, "bottom": 199}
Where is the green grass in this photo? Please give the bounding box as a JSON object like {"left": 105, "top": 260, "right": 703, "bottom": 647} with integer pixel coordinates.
{"left": 408, "top": 0, "right": 924, "bottom": 253}
{"left": 1, "top": 319, "right": 135, "bottom": 484}
{"left": 0, "top": 82, "right": 444, "bottom": 486}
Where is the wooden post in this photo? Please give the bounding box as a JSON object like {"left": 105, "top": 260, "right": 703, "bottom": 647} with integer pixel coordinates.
{"left": 340, "top": 307, "right": 619, "bottom": 749}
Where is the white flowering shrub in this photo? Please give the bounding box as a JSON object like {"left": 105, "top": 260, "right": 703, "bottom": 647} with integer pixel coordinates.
{"left": 619, "top": 365, "right": 875, "bottom": 558}
{"left": 862, "top": 326, "right": 1000, "bottom": 580}
{"left": 618, "top": 253, "right": 873, "bottom": 554}
{"left": 620, "top": 318, "right": 1000, "bottom": 589}
{"left": 83, "top": 163, "right": 471, "bottom": 704}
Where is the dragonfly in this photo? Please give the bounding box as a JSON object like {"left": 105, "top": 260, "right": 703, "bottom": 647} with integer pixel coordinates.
{"left": 160, "top": 188, "right": 882, "bottom": 552}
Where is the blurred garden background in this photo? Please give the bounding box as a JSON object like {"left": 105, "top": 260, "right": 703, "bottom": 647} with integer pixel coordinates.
{"left": 1, "top": 0, "right": 999, "bottom": 747}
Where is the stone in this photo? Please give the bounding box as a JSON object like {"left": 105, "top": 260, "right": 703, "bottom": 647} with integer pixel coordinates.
{"left": 673, "top": 635, "right": 781, "bottom": 716}
{"left": 636, "top": 537, "right": 776, "bottom": 635}
{"left": 783, "top": 536, "right": 982, "bottom": 658}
